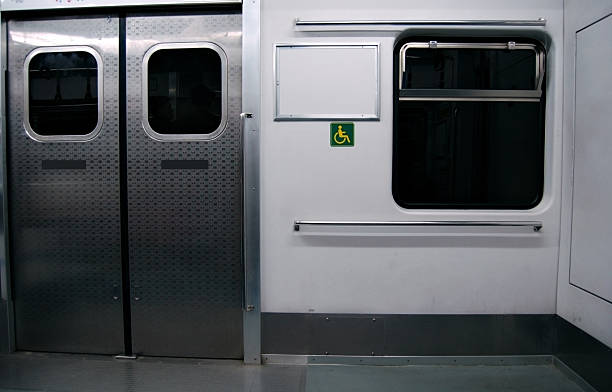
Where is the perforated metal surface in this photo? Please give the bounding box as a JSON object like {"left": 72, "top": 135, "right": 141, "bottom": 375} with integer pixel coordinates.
{"left": 7, "top": 16, "right": 124, "bottom": 354}
{"left": 126, "top": 12, "right": 243, "bottom": 358}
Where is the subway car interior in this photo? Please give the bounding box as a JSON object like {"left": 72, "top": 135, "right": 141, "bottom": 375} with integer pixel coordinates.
{"left": 0, "top": 0, "right": 611, "bottom": 391}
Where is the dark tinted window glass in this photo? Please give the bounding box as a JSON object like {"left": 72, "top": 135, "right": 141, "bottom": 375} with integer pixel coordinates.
{"left": 393, "top": 101, "right": 544, "bottom": 208}
{"left": 28, "top": 51, "right": 99, "bottom": 136}
{"left": 401, "top": 48, "right": 537, "bottom": 90}
{"left": 147, "top": 48, "right": 222, "bottom": 135}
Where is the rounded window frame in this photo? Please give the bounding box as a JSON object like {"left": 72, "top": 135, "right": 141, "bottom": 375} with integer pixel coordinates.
{"left": 23, "top": 45, "right": 104, "bottom": 143}
{"left": 141, "top": 42, "right": 229, "bottom": 142}
{"left": 392, "top": 37, "right": 547, "bottom": 211}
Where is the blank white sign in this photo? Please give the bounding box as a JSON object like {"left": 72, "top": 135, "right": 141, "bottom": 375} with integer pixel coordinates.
{"left": 274, "top": 44, "right": 379, "bottom": 120}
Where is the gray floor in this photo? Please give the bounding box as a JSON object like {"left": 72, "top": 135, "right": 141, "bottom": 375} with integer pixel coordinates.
{"left": 0, "top": 353, "right": 587, "bottom": 392}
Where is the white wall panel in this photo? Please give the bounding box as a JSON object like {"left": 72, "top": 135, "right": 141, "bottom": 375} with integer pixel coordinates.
{"left": 558, "top": 0, "right": 612, "bottom": 348}
{"left": 260, "top": 0, "right": 563, "bottom": 314}
{"left": 570, "top": 14, "right": 612, "bottom": 303}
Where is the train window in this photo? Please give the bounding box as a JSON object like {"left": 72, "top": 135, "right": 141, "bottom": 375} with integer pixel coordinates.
{"left": 143, "top": 43, "right": 227, "bottom": 140}
{"left": 25, "top": 47, "right": 103, "bottom": 141}
{"left": 393, "top": 40, "right": 546, "bottom": 209}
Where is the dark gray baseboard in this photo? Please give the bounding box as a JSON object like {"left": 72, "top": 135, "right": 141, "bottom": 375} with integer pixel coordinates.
{"left": 262, "top": 313, "right": 557, "bottom": 356}
{"left": 262, "top": 313, "right": 611, "bottom": 391}
{"left": 556, "top": 317, "right": 612, "bottom": 392}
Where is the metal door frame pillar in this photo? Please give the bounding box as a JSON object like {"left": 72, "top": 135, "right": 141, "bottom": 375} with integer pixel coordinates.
{"left": 241, "top": 0, "right": 262, "bottom": 365}
{"left": 0, "top": 12, "right": 15, "bottom": 354}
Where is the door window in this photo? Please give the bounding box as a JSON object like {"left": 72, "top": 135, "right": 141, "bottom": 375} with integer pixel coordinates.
{"left": 143, "top": 43, "right": 227, "bottom": 141}
{"left": 25, "top": 47, "right": 103, "bottom": 141}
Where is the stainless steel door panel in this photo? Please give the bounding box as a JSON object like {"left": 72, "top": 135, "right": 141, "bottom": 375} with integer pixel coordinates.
{"left": 7, "top": 16, "right": 124, "bottom": 354}
{"left": 126, "top": 12, "right": 243, "bottom": 358}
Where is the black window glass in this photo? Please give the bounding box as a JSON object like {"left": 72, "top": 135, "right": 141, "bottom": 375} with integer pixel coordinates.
{"left": 401, "top": 48, "right": 537, "bottom": 90}
{"left": 394, "top": 101, "right": 544, "bottom": 209}
{"left": 147, "top": 48, "right": 222, "bottom": 135}
{"left": 394, "top": 41, "right": 545, "bottom": 209}
{"left": 28, "top": 51, "right": 99, "bottom": 136}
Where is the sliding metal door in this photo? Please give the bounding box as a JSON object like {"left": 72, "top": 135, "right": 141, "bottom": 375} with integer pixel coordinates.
{"left": 126, "top": 12, "right": 243, "bottom": 358}
{"left": 7, "top": 11, "right": 243, "bottom": 358}
{"left": 7, "top": 15, "right": 124, "bottom": 354}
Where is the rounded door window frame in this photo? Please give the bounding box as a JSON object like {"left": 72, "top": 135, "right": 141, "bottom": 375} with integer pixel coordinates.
{"left": 23, "top": 45, "right": 104, "bottom": 143}
{"left": 141, "top": 41, "right": 229, "bottom": 142}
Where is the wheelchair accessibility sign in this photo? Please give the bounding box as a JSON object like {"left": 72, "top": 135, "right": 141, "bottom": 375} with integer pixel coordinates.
{"left": 330, "top": 123, "right": 354, "bottom": 147}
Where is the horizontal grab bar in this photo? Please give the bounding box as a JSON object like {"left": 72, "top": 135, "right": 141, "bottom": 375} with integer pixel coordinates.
{"left": 294, "top": 220, "right": 543, "bottom": 232}
{"left": 398, "top": 89, "right": 542, "bottom": 102}
{"left": 295, "top": 18, "right": 547, "bottom": 27}
{"left": 399, "top": 97, "right": 540, "bottom": 102}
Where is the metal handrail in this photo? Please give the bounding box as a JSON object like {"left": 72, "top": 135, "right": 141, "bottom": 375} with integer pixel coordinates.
{"left": 398, "top": 89, "right": 542, "bottom": 102}
{"left": 295, "top": 18, "right": 547, "bottom": 27}
{"left": 293, "top": 220, "right": 543, "bottom": 232}
{"left": 240, "top": 112, "right": 254, "bottom": 312}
